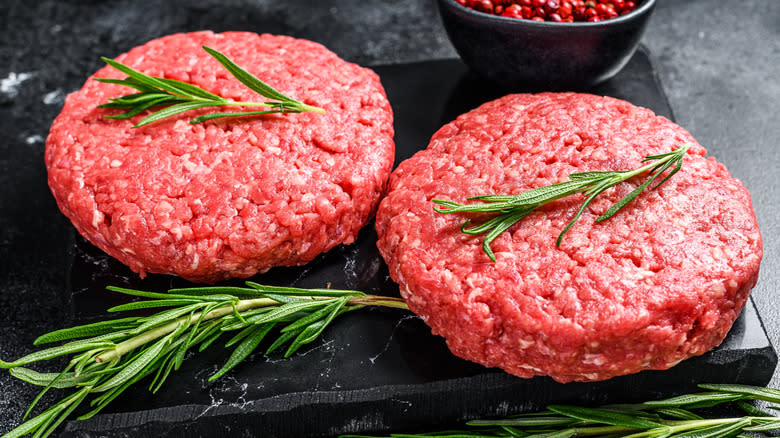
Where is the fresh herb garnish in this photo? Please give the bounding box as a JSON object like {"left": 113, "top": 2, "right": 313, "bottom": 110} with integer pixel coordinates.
{"left": 96, "top": 46, "right": 324, "bottom": 127}
{"left": 3, "top": 281, "right": 776, "bottom": 438}
{"left": 343, "top": 383, "right": 780, "bottom": 437}
{"left": 433, "top": 144, "right": 689, "bottom": 261}
{"left": 0, "top": 283, "right": 406, "bottom": 438}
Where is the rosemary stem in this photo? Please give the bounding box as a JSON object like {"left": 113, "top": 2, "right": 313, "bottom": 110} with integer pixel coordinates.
{"left": 223, "top": 101, "right": 275, "bottom": 108}
{"left": 622, "top": 149, "right": 680, "bottom": 180}
{"left": 350, "top": 296, "right": 409, "bottom": 310}
{"left": 222, "top": 101, "right": 325, "bottom": 113}
{"left": 664, "top": 417, "right": 748, "bottom": 432}
{"left": 619, "top": 427, "right": 670, "bottom": 438}
{"left": 572, "top": 425, "right": 638, "bottom": 436}
{"left": 94, "top": 294, "right": 407, "bottom": 364}
{"left": 299, "top": 103, "right": 326, "bottom": 114}
{"left": 619, "top": 418, "right": 746, "bottom": 438}
{"left": 95, "top": 297, "right": 277, "bottom": 363}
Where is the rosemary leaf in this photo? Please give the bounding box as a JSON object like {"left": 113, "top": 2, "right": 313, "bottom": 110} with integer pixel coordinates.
{"left": 22, "top": 362, "right": 75, "bottom": 421}
{"left": 166, "top": 286, "right": 261, "bottom": 296}
{"left": 197, "top": 324, "right": 226, "bottom": 352}
{"left": 286, "top": 320, "right": 328, "bottom": 357}
{"left": 672, "top": 418, "right": 751, "bottom": 437}
{"left": 2, "top": 400, "right": 63, "bottom": 438}
{"left": 280, "top": 297, "right": 345, "bottom": 333}
{"left": 209, "top": 323, "right": 275, "bottom": 381}
{"left": 547, "top": 405, "right": 661, "bottom": 429}
{"left": 107, "top": 299, "right": 203, "bottom": 312}
{"left": 188, "top": 319, "right": 221, "bottom": 347}
{"left": 653, "top": 407, "right": 703, "bottom": 421}
{"left": 245, "top": 299, "right": 330, "bottom": 326}
{"left": 1, "top": 341, "right": 116, "bottom": 368}
{"left": 467, "top": 416, "right": 575, "bottom": 427}
{"left": 698, "top": 383, "right": 780, "bottom": 404}
{"left": 265, "top": 328, "right": 302, "bottom": 355}
{"left": 527, "top": 430, "right": 576, "bottom": 438}
{"left": 594, "top": 157, "right": 675, "bottom": 222}
{"left": 33, "top": 317, "right": 138, "bottom": 345}
{"left": 261, "top": 292, "right": 310, "bottom": 305}
{"left": 201, "top": 45, "right": 295, "bottom": 103}
{"left": 149, "top": 348, "right": 178, "bottom": 394}
{"left": 224, "top": 324, "right": 263, "bottom": 349}
{"left": 9, "top": 368, "right": 90, "bottom": 389}
{"left": 735, "top": 400, "right": 773, "bottom": 417}
{"left": 156, "top": 77, "right": 223, "bottom": 100}
{"left": 93, "top": 77, "right": 158, "bottom": 93}
{"left": 35, "top": 385, "right": 92, "bottom": 438}
{"left": 80, "top": 356, "right": 161, "bottom": 420}
{"left": 105, "top": 285, "right": 213, "bottom": 301}
{"left": 644, "top": 391, "right": 745, "bottom": 409}
{"left": 189, "top": 110, "right": 287, "bottom": 124}
{"left": 130, "top": 303, "right": 206, "bottom": 334}
{"left": 133, "top": 101, "right": 216, "bottom": 127}
{"left": 182, "top": 301, "right": 223, "bottom": 352}
{"left": 744, "top": 418, "right": 780, "bottom": 432}
{"left": 246, "top": 281, "right": 367, "bottom": 297}
{"left": 479, "top": 208, "right": 533, "bottom": 262}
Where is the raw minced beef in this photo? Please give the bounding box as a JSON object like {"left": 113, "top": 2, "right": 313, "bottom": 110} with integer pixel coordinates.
{"left": 375, "top": 93, "right": 762, "bottom": 382}
{"left": 46, "top": 31, "right": 395, "bottom": 283}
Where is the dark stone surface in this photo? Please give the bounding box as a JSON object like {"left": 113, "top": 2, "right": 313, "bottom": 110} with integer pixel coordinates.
{"left": 1, "top": 0, "right": 778, "bottom": 436}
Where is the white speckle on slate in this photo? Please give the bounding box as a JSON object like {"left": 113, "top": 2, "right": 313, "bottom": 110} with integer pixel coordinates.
{"left": 1, "top": 72, "right": 33, "bottom": 98}
{"left": 368, "top": 314, "right": 418, "bottom": 364}
{"left": 344, "top": 254, "right": 357, "bottom": 280}
{"left": 330, "top": 412, "right": 385, "bottom": 435}
{"left": 195, "top": 392, "right": 225, "bottom": 419}
{"left": 391, "top": 398, "right": 413, "bottom": 413}
{"left": 42, "top": 89, "right": 64, "bottom": 105}
{"left": 230, "top": 383, "right": 250, "bottom": 409}
{"left": 25, "top": 135, "right": 44, "bottom": 145}
{"left": 290, "top": 265, "right": 313, "bottom": 285}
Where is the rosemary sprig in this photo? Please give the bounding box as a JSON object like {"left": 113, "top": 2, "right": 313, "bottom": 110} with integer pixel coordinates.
{"left": 433, "top": 144, "right": 690, "bottom": 261}
{"left": 343, "top": 383, "right": 780, "bottom": 437}
{"left": 96, "top": 45, "right": 324, "bottom": 127}
{"left": 0, "top": 282, "right": 407, "bottom": 438}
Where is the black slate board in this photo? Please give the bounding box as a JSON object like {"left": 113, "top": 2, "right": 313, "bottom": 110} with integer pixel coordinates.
{"left": 55, "top": 50, "right": 776, "bottom": 437}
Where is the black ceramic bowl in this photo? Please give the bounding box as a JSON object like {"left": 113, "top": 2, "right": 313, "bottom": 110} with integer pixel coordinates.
{"left": 437, "top": 0, "right": 657, "bottom": 90}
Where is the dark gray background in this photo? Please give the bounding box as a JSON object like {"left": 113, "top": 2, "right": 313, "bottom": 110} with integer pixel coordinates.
{"left": 1, "top": 0, "right": 778, "bottom": 434}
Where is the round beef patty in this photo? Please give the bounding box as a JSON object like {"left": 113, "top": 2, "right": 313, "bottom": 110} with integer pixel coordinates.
{"left": 46, "top": 31, "right": 394, "bottom": 283}
{"left": 375, "top": 93, "right": 762, "bottom": 382}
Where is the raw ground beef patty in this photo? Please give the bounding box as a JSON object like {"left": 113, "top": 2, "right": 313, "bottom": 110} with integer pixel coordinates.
{"left": 375, "top": 93, "right": 762, "bottom": 382}
{"left": 46, "top": 31, "right": 394, "bottom": 283}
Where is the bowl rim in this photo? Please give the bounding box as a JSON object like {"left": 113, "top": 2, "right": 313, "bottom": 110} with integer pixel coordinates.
{"left": 440, "top": 0, "right": 656, "bottom": 27}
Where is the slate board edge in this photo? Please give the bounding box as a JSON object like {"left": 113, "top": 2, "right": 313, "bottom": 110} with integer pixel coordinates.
{"left": 637, "top": 44, "right": 676, "bottom": 122}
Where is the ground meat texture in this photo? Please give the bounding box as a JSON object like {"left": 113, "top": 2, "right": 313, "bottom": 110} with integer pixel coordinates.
{"left": 375, "top": 93, "right": 762, "bottom": 383}
{"left": 46, "top": 32, "right": 394, "bottom": 283}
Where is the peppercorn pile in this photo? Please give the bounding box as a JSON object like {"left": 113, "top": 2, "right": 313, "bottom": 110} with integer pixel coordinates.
{"left": 455, "top": 0, "right": 639, "bottom": 22}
